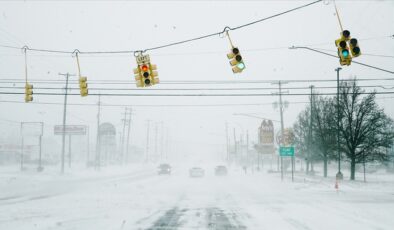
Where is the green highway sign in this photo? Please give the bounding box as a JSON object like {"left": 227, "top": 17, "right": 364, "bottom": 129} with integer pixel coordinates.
{"left": 279, "top": 146, "right": 295, "bottom": 156}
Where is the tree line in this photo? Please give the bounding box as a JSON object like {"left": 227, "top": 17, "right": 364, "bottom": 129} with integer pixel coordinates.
{"left": 293, "top": 80, "right": 394, "bottom": 180}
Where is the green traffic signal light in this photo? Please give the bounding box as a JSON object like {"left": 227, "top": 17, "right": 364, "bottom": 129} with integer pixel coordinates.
{"left": 237, "top": 62, "right": 245, "bottom": 70}
{"left": 342, "top": 49, "right": 349, "bottom": 58}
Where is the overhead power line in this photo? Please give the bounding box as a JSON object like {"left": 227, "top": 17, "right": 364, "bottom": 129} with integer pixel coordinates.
{"left": 1, "top": 77, "right": 393, "bottom": 85}
{"left": 1, "top": 85, "right": 393, "bottom": 91}
{"left": 290, "top": 46, "right": 394, "bottom": 74}
{"left": 1, "top": 91, "right": 394, "bottom": 97}
{"left": 0, "top": 0, "right": 322, "bottom": 55}
{"left": 0, "top": 100, "right": 309, "bottom": 107}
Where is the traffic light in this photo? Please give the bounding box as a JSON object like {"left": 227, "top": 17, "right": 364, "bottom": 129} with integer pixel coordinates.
{"left": 335, "top": 30, "right": 352, "bottom": 66}
{"left": 349, "top": 38, "right": 361, "bottom": 57}
{"left": 227, "top": 47, "right": 245, "bottom": 73}
{"left": 134, "top": 54, "right": 159, "bottom": 87}
{"left": 133, "top": 66, "right": 143, "bottom": 87}
{"left": 25, "top": 83, "right": 33, "bottom": 102}
{"left": 79, "top": 76, "right": 88, "bottom": 97}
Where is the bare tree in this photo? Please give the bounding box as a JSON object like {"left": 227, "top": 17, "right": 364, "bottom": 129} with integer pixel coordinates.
{"left": 293, "top": 108, "right": 311, "bottom": 172}
{"left": 338, "top": 80, "right": 394, "bottom": 180}
{"left": 312, "top": 95, "right": 337, "bottom": 177}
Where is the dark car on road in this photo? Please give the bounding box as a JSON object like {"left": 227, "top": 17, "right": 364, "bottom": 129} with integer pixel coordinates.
{"left": 158, "top": 164, "right": 171, "bottom": 175}
{"left": 215, "top": 165, "right": 228, "bottom": 176}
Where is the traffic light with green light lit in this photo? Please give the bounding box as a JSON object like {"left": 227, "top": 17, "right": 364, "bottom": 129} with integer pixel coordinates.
{"left": 335, "top": 30, "right": 352, "bottom": 66}
{"left": 349, "top": 38, "right": 361, "bottom": 57}
{"left": 227, "top": 47, "right": 245, "bottom": 73}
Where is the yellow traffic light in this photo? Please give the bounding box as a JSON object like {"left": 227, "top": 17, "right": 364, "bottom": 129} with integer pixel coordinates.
{"left": 227, "top": 47, "right": 245, "bottom": 73}
{"left": 79, "top": 76, "right": 88, "bottom": 97}
{"left": 134, "top": 54, "right": 159, "bottom": 87}
{"left": 349, "top": 38, "right": 361, "bottom": 57}
{"left": 335, "top": 30, "right": 352, "bottom": 66}
{"left": 25, "top": 83, "right": 33, "bottom": 102}
{"left": 133, "top": 67, "right": 143, "bottom": 87}
{"left": 149, "top": 64, "right": 160, "bottom": 85}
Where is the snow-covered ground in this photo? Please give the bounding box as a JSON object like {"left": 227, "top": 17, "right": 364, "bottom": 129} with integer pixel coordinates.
{"left": 1, "top": 163, "right": 394, "bottom": 230}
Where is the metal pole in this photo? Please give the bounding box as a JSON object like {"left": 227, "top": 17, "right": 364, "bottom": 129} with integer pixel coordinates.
{"left": 233, "top": 128, "right": 237, "bottom": 156}
{"left": 68, "top": 135, "right": 71, "bottom": 168}
{"left": 121, "top": 107, "right": 127, "bottom": 163}
{"left": 363, "top": 152, "right": 366, "bottom": 182}
{"left": 59, "top": 72, "right": 70, "bottom": 174}
{"left": 86, "top": 126, "right": 90, "bottom": 166}
{"left": 145, "top": 120, "right": 151, "bottom": 162}
{"left": 166, "top": 128, "right": 169, "bottom": 160}
{"left": 126, "top": 108, "right": 132, "bottom": 163}
{"left": 335, "top": 68, "right": 343, "bottom": 180}
{"left": 20, "top": 125, "right": 24, "bottom": 171}
{"left": 38, "top": 135, "right": 42, "bottom": 169}
{"left": 96, "top": 94, "right": 101, "bottom": 170}
{"left": 155, "top": 122, "right": 158, "bottom": 160}
{"left": 246, "top": 130, "right": 249, "bottom": 167}
{"left": 160, "top": 122, "right": 164, "bottom": 161}
{"left": 309, "top": 85, "right": 314, "bottom": 175}
{"left": 225, "top": 122, "right": 229, "bottom": 162}
{"left": 278, "top": 81, "right": 285, "bottom": 181}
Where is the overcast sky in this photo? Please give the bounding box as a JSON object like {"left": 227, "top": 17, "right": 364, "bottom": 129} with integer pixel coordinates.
{"left": 0, "top": 0, "right": 393, "bottom": 160}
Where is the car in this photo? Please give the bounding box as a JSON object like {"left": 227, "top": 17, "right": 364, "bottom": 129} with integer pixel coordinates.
{"left": 189, "top": 167, "right": 205, "bottom": 177}
{"left": 214, "top": 165, "right": 228, "bottom": 176}
{"left": 158, "top": 163, "right": 171, "bottom": 175}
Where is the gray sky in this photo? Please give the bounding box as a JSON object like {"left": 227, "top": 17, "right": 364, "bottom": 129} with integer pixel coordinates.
{"left": 0, "top": 0, "right": 393, "bottom": 159}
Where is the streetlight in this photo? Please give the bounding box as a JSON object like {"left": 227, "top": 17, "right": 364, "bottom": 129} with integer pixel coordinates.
{"left": 335, "top": 67, "right": 343, "bottom": 180}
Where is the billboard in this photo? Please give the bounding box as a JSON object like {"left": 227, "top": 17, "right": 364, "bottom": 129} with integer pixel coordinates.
{"left": 54, "top": 125, "right": 87, "bottom": 135}
{"left": 259, "top": 120, "right": 274, "bottom": 144}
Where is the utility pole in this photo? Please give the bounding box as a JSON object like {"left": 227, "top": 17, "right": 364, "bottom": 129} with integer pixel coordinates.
{"left": 86, "top": 126, "right": 90, "bottom": 166}
{"left": 279, "top": 81, "right": 285, "bottom": 181}
{"left": 246, "top": 130, "right": 249, "bottom": 168}
{"left": 68, "top": 135, "right": 72, "bottom": 168}
{"left": 95, "top": 94, "right": 101, "bottom": 170}
{"left": 38, "top": 133, "right": 42, "bottom": 170}
{"left": 308, "top": 85, "right": 314, "bottom": 174}
{"left": 335, "top": 67, "right": 343, "bottom": 180}
{"left": 165, "top": 128, "right": 169, "bottom": 160}
{"left": 120, "top": 107, "right": 128, "bottom": 163}
{"left": 59, "top": 72, "right": 76, "bottom": 174}
{"left": 145, "top": 120, "right": 151, "bottom": 163}
{"left": 20, "top": 123, "right": 24, "bottom": 171}
{"left": 160, "top": 122, "right": 164, "bottom": 161}
{"left": 272, "top": 81, "right": 288, "bottom": 181}
{"left": 154, "top": 122, "right": 158, "bottom": 160}
{"left": 225, "top": 122, "right": 229, "bottom": 162}
{"left": 125, "top": 107, "right": 132, "bottom": 164}
{"left": 233, "top": 128, "right": 237, "bottom": 156}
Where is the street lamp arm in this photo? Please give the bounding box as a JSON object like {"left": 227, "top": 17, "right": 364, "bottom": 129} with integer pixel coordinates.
{"left": 233, "top": 113, "right": 281, "bottom": 123}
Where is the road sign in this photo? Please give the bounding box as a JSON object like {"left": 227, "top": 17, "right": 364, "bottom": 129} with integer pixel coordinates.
{"left": 279, "top": 146, "right": 294, "bottom": 156}
{"left": 54, "top": 125, "right": 87, "bottom": 135}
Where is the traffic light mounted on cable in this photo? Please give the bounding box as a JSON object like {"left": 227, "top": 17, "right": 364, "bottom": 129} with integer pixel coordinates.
{"left": 335, "top": 30, "right": 361, "bottom": 66}
{"left": 79, "top": 76, "right": 88, "bottom": 97}
{"left": 25, "top": 83, "right": 33, "bottom": 102}
{"left": 349, "top": 38, "right": 361, "bottom": 57}
{"left": 134, "top": 54, "right": 159, "bottom": 87}
{"left": 335, "top": 30, "right": 351, "bottom": 66}
{"left": 227, "top": 47, "right": 245, "bottom": 73}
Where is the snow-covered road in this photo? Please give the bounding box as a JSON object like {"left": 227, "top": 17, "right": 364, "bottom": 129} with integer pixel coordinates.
{"left": 1, "top": 165, "right": 394, "bottom": 230}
